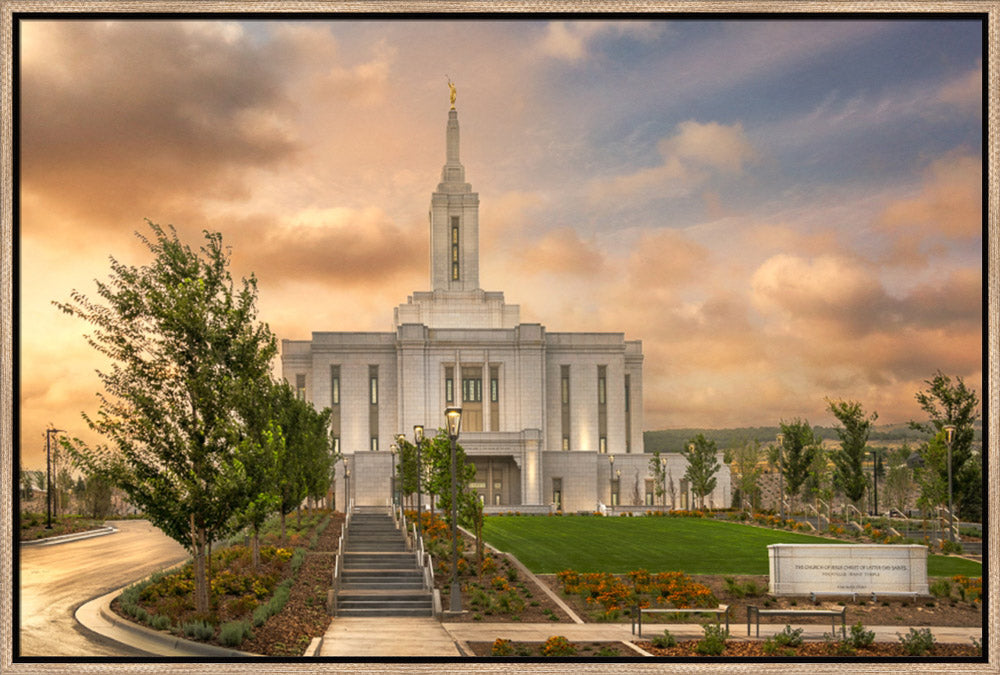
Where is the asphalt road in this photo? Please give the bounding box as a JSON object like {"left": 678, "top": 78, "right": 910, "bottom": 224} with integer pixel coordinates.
{"left": 18, "top": 519, "right": 189, "bottom": 657}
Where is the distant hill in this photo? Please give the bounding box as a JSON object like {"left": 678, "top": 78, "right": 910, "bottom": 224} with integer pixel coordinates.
{"left": 643, "top": 421, "right": 983, "bottom": 454}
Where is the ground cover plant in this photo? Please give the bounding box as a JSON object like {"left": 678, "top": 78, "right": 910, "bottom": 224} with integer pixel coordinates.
{"left": 112, "top": 509, "right": 335, "bottom": 654}
{"left": 19, "top": 512, "right": 105, "bottom": 541}
{"left": 482, "top": 514, "right": 982, "bottom": 576}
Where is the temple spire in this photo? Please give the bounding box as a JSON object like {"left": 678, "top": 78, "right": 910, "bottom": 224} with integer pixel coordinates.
{"left": 430, "top": 99, "right": 478, "bottom": 291}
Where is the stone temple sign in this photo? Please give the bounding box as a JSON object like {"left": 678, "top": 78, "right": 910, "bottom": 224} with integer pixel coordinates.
{"left": 768, "top": 544, "right": 929, "bottom": 598}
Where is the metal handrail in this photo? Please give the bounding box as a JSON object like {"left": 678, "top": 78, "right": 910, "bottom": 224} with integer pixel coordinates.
{"left": 806, "top": 503, "right": 828, "bottom": 529}
{"left": 423, "top": 552, "right": 435, "bottom": 591}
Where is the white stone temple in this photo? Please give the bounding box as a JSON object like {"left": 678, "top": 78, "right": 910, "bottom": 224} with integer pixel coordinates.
{"left": 282, "top": 99, "right": 730, "bottom": 513}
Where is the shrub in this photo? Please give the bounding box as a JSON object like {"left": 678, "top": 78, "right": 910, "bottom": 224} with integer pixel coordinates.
{"left": 846, "top": 621, "right": 875, "bottom": 649}
{"left": 772, "top": 624, "right": 803, "bottom": 647}
{"left": 694, "top": 624, "right": 728, "bottom": 656}
{"left": 971, "top": 637, "right": 982, "bottom": 657}
{"left": 898, "top": 628, "right": 935, "bottom": 656}
{"left": 149, "top": 614, "right": 171, "bottom": 631}
{"left": 542, "top": 635, "right": 576, "bottom": 656}
{"left": 929, "top": 578, "right": 953, "bottom": 600}
{"left": 651, "top": 629, "right": 677, "bottom": 649}
{"left": 219, "top": 620, "right": 252, "bottom": 647}
{"left": 491, "top": 638, "right": 514, "bottom": 656}
{"left": 824, "top": 632, "right": 856, "bottom": 656}
{"left": 182, "top": 619, "right": 214, "bottom": 641}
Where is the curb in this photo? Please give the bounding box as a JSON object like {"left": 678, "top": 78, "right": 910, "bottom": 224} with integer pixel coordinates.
{"left": 21, "top": 525, "right": 118, "bottom": 547}
{"left": 76, "top": 583, "right": 259, "bottom": 658}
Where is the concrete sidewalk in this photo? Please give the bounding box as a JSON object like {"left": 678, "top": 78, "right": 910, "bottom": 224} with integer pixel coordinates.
{"left": 441, "top": 621, "right": 982, "bottom": 646}
{"left": 314, "top": 617, "right": 462, "bottom": 656}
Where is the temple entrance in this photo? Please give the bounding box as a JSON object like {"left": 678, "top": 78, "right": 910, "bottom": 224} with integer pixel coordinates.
{"left": 468, "top": 456, "right": 521, "bottom": 506}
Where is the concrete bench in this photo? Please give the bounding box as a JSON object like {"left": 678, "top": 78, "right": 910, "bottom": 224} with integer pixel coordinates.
{"left": 632, "top": 604, "right": 730, "bottom": 638}
{"left": 747, "top": 605, "right": 846, "bottom": 639}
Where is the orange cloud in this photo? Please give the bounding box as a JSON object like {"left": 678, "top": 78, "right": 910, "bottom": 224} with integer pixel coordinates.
{"left": 588, "top": 120, "right": 755, "bottom": 203}
{"left": 876, "top": 152, "right": 981, "bottom": 266}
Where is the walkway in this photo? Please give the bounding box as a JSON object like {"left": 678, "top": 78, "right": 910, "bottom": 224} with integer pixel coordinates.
{"left": 316, "top": 617, "right": 462, "bottom": 656}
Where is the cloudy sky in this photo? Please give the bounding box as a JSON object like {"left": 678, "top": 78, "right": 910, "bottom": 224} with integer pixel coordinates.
{"left": 16, "top": 16, "right": 984, "bottom": 469}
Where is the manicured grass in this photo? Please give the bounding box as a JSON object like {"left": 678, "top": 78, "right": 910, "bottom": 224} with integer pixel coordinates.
{"left": 482, "top": 515, "right": 982, "bottom": 577}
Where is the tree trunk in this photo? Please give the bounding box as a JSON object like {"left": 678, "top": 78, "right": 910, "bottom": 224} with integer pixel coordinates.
{"left": 252, "top": 525, "right": 260, "bottom": 569}
{"left": 296, "top": 504, "right": 301, "bottom": 528}
{"left": 281, "top": 510, "right": 287, "bottom": 542}
{"left": 190, "top": 514, "right": 209, "bottom": 615}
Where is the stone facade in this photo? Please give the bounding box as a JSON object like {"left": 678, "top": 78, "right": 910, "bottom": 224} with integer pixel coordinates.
{"left": 281, "top": 104, "right": 730, "bottom": 512}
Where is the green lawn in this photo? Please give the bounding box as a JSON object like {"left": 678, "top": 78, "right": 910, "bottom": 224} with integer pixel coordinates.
{"left": 482, "top": 515, "right": 982, "bottom": 577}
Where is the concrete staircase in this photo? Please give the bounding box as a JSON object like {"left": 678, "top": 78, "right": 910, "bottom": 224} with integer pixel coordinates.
{"left": 335, "top": 507, "right": 433, "bottom": 617}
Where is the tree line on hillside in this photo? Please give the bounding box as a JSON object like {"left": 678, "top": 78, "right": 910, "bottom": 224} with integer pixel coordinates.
{"left": 646, "top": 374, "right": 982, "bottom": 525}
{"left": 54, "top": 222, "right": 337, "bottom": 613}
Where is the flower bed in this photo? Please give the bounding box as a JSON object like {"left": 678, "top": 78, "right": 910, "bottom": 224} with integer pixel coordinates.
{"left": 111, "top": 510, "right": 330, "bottom": 650}
{"left": 556, "top": 568, "right": 717, "bottom": 620}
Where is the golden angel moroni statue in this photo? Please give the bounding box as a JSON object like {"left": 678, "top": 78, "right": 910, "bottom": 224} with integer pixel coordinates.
{"left": 447, "top": 78, "right": 457, "bottom": 109}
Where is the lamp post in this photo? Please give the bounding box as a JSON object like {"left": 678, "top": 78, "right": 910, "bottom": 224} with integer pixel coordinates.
{"left": 775, "top": 433, "right": 785, "bottom": 522}
{"left": 871, "top": 447, "right": 879, "bottom": 517}
{"left": 660, "top": 455, "right": 667, "bottom": 508}
{"left": 344, "top": 468, "right": 351, "bottom": 512}
{"left": 615, "top": 470, "right": 621, "bottom": 507}
{"left": 943, "top": 424, "right": 956, "bottom": 542}
{"left": 390, "top": 443, "right": 398, "bottom": 508}
{"left": 413, "top": 425, "right": 424, "bottom": 534}
{"left": 608, "top": 455, "right": 615, "bottom": 508}
{"left": 45, "top": 428, "right": 64, "bottom": 529}
{"left": 445, "top": 406, "right": 463, "bottom": 613}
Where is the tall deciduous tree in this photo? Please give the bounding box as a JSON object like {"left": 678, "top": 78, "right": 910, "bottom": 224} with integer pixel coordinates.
{"left": 648, "top": 451, "right": 667, "bottom": 507}
{"left": 778, "top": 419, "right": 820, "bottom": 512}
{"left": 56, "top": 222, "right": 277, "bottom": 613}
{"left": 682, "top": 434, "right": 720, "bottom": 509}
{"left": 827, "top": 398, "right": 877, "bottom": 509}
{"left": 909, "top": 371, "right": 981, "bottom": 521}
{"left": 730, "top": 439, "right": 763, "bottom": 512}
{"left": 271, "top": 381, "right": 332, "bottom": 539}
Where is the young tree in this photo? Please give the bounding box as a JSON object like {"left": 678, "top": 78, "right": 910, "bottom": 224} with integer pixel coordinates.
{"left": 80, "top": 472, "right": 114, "bottom": 519}
{"left": 395, "top": 438, "right": 419, "bottom": 511}
{"left": 916, "top": 432, "right": 949, "bottom": 521}
{"left": 883, "top": 463, "right": 916, "bottom": 517}
{"left": 682, "top": 434, "right": 720, "bottom": 509}
{"left": 666, "top": 469, "right": 677, "bottom": 509}
{"left": 427, "top": 430, "right": 476, "bottom": 525}
{"left": 271, "top": 382, "right": 333, "bottom": 539}
{"left": 909, "top": 371, "right": 981, "bottom": 521}
{"left": 56, "top": 222, "right": 277, "bottom": 613}
{"left": 228, "top": 420, "right": 282, "bottom": 568}
{"left": 827, "top": 398, "right": 877, "bottom": 510}
{"left": 730, "top": 439, "right": 763, "bottom": 512}
{"left": 648, "top": 451, "right": 667, "bottom": 507}
{"left": 778, "top": 419, "right": 819, "bottom": 512}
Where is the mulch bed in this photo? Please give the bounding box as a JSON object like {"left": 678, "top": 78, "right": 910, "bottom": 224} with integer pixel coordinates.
{"left": 539, "top": 573, "right": 983, "bottom": 628}
{"left": 435, "top": 552, "right": 576, "bottom": 623}
{"left": 241, "top": 512, "right": 345, "bottom": 656}
{"left": 468, "top": 640, "right": 980, "bottom": 658}
{"left": 640, "top": 640, "right": 981, "bottom": 657}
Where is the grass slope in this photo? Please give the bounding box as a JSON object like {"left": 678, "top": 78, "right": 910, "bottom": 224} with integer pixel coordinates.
{"left": 482, "top": 516, "right": 982, "bottom": 577}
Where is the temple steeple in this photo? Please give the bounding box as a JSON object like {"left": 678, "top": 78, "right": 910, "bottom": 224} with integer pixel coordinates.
{"left": 430, "top": 104, "right": 479, "bottom": 291}
{"left": 394, "top": 95, "right": 520, "bottom": 330}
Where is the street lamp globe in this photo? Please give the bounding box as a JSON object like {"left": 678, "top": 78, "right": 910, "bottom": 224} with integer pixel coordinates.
{"left": 414, "top": 424, "right": 424, "bottom": 444}
{"left": 445, "top": 407, "right": 463, "bottom": 439}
